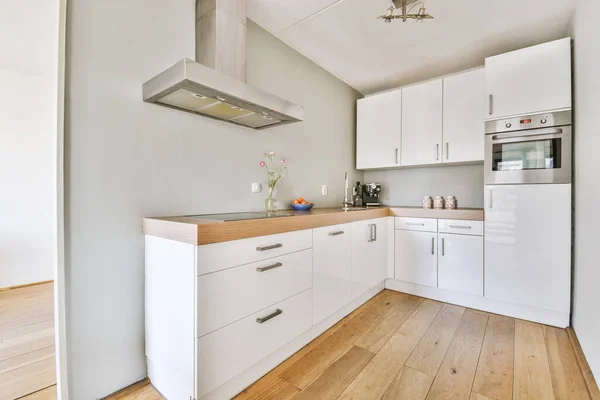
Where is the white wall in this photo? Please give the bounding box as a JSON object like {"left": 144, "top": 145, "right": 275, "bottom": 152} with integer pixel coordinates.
{"left": 64, "top": 1, "right": 361, "bottom": 397}
{"left": 571, "top": 0, "right": 600, "bottom": 383}
{"left": 0, "top": 0, "right": 58, "bottom": 288}
{"left": 364, "top": 164, "right": 484, "bottom": 208}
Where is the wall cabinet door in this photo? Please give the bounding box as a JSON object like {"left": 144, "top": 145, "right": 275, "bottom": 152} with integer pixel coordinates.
{"left": 313, "top": 223, "right": 353, "bottom": 325}
{"left": 485, "top": 38, "right": 571, "bottom": 120}
{"left": 443, "top": 69, "right": 485, "bottom": 163}
{"left": 351, "top": 218, "right": 388, "bottom": 299}
{"left": 394, "top": 230, "right": 437, "bottom": 287}
{"left": 438, "top": 234, "right": 483, "bottom": 296}
{"left": 401, "top": 79, "right": 443, "bottom": 166}
{"left": 356, "top": 89, "right": 402, "bottom": 169}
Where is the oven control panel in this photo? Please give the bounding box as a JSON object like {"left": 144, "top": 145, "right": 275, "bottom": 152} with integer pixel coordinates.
{"left": 485, "top": 110, "right": 571, "bottom": 134}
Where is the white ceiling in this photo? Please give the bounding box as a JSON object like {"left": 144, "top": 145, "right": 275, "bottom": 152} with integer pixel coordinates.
{"left": 248, "top": 0, "right": 577, "bottom": 95}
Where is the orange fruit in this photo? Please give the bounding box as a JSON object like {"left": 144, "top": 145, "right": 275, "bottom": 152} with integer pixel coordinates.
{"left": 297, "top": 197, "right": 305, "bottom": 202}
{"left": 293, "top": 200, "right": 299, "bottom": 205}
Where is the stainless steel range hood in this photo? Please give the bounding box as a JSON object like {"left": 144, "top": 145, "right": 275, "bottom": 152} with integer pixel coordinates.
{"left": 142, "top": 0, "right": 304, "bottom": 129}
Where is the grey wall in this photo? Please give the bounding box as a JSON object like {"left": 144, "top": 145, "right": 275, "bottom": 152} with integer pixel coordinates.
{"left": 571, "top": 0, "right": 600, "bottom": 382}
{"left": 364, "top": 164, "right": 484, "bottom": 208}
{"left": 65, "top": 0, "right": 361, "bottom": 397}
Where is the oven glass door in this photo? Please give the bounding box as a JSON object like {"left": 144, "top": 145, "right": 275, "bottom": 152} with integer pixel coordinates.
{"left": 485, "top": 126, "right": 572, "bottom": 184}
{"left": 492, "top": 138, "right": 562, "bottom": 172}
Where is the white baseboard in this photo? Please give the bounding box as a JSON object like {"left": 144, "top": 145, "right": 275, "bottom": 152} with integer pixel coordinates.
{"left": 385, "top": 278, "right": 569, "bottom": 328}
{"left": 201, "top": 284, "right": 384, "bottom": 400}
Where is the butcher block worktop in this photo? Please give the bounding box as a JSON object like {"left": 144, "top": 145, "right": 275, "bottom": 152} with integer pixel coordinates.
{"left": 143, "top": 207, "right": 484, "bottom": 246}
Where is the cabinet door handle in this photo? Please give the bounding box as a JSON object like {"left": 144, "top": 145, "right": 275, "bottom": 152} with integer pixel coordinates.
{"left": 448, "top": 225, "right": 471, "bottom": 230}
{"left": 256, "top": 262, "right": 283, "bottom": 272}
{"left": 445, "top": 142, "right": 449, "bottom": 160}
{"left": 431, "top": 237, "right": 435, "bottom": 255}
{"left": 395, "top": 148, "right": 399, "bottom": 164}
{"left": 406, "top": 223, "right": 425, "bottom": 227}
{"left": 256, "top": 309, "right": 282, "bottom": 324}
{"left": 368, "top": 224, "right": 377, "bottom": 242}
{"left": 489, "top": 94, "right": 493, "bottom": 115}
{"left": 442, "top": 238, "right": 445, "bottom": 256}
{"left": 329, "top": 231, "right": 345, "bottom": 236}
{"left": 488, "top": 189, "right": 493, "bottom": 209}
{"left": 256, "top": 243, "right": 283, "bottom": 252}
{"left": 436, "top": 144, "right": 439, "bottom": 161}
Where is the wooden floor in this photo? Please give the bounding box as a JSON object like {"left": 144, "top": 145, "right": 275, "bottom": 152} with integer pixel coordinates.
{"left": 110, "top": 289, "right": 597, "bottom": 400}
{"left": 0, "top": 283, "right": 57, "bottom": 400}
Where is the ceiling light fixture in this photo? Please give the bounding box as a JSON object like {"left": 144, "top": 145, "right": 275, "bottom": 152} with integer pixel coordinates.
{"left": 377, "top": 0, "right": 434, "bottom": 23}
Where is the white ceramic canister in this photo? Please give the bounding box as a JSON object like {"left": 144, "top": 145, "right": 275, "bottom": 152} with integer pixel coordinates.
{"left": 445, "top": 196, "right": 457, "bottom": 209}
{"left": 433, "top": 196, "right": 445, "bottom": 209}
{"left": 422, "top": 196, "right": 433, "bottom": 209}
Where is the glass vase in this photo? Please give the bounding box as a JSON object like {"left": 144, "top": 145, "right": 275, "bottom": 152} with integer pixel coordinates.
{"left": 265, "top": 186, "right": 277, "bottom": 213}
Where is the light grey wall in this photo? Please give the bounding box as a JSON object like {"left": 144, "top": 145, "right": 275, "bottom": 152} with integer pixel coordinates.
{"left": 571, "top": 0, "right": 600, "bottom": 383}
{"left": 64, "top": 1, "right": 361, "bottom": 397}
{"left": 0, "top": 0, "right": 58, "bottom": 288}
{"left": 364, "top": 164, "right": 484, "bottom": 208}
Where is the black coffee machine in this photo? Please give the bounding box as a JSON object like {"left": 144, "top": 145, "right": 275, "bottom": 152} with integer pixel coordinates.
{"left": 361, "top": 182, "right": 382, "bottom": 206}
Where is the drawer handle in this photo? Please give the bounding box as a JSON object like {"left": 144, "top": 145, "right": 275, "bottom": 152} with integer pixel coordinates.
{"left": 406, "top": 223, "right": 425, "bottom": 227}
{"left": 256, "top": 309, "right": 282, "bottom": 324}
{"left": 256, "top": 243, "right": 283, "bottom": 252}
{"left": 329, "top": 231, "right": 345, "bottom": 236}
{"left": 256, "top": 262, "right": 283, "bottom": 272}
{"left": 448, "top": 225, "right": 472, "bottom": 230}
{"left": 431, "top": 237, "right": 435, "bottom": 255}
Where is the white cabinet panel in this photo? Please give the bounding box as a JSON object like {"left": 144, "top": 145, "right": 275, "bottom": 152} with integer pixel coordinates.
{"left": 438, "top": 234, "right": 483, "bottom": 296}
{"left": 351, "top": 218, "right": 388, "bottom": 299}
{"left": 394, "top": 230, "right": 437, "bottom": 287}
{"left": 195, "top": 289, "right": 312, "bottom": 398}
{"left": 443, "top": 69, "right": 485, "bottom": 163}
{"left": 485, "top": 38, "right": 572, "bottom": 120}
{"left": 484, "top": 184, "right": 571, "bottom": 313}
{"left": 438, "top": 219, "right": 483, "bottom": 236}
{"left": 196, "top": 229, "right": 312, "bottom": 275}
{"left": 395, "top": 217, "right": 437, "bottom": 233}
{"left": 402, "top": 79, "right": 443, "bottom": 166}
{"left": 356, "top": 89, "right": 402, "bottom": 169}
{"left": 196, "top": 249, "right": 312, "bottom": 337}
{"left": 313, "top": 223, "right": 353, "bottom": 325}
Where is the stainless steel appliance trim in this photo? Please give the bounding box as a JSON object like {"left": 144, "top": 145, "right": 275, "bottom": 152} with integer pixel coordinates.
{"left": 449, "top": 225, "right": 471, "bottom": 229}
{"left": 256, "top": 262, "right": 283, "bottom": 272}
{"left": 485, "top": 110, "right": 571, "bottom": 134}
{"left": 329, "top": 231, "right": 345, "bottom": 236}
{"left": 256, "top": 309, "right": 282, "bottom": 324}
{"left": 256, "top": 243, "right": 283, "bottom": 252}
{"left": 485, "top": 125, "right": 572, "bottom": 185}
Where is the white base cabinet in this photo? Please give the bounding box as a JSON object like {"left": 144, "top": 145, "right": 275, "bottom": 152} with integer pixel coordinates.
{"left": 438, "top": 233, "right": 483, "bottom": 296}
{"left": 351, "top": 218, "right": 388, "bottom": 298}
{"left": 395, "top": 229, "right": 438, "bottom": 288}
{"left": 312, "top": 223, "right": 353, "bottom": 325}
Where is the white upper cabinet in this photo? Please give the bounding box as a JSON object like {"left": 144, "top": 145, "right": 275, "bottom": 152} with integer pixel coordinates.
{"left": 485, "top": 38, "right": 572, "bottom": 120}
{"left": 442, "top": 69, "right": 485, "bottom": 163}
{"left": 402, "top": 79, "right": 443, "bottom": 166}
{"left": 356, "top": 89, "right": 402, "bottom": 169}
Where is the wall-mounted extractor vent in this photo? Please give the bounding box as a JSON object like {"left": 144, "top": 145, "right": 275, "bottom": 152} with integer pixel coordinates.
{"left": 142, "top": 0, "right": 304, "bottom": 129}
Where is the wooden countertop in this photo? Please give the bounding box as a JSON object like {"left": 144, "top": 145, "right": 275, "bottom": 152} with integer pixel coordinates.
{"left": 143, "top": 206, "right": 484, "bottom": 246}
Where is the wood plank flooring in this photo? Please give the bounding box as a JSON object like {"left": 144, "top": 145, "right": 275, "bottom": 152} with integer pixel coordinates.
{"left": 105, "top": 289, "right": 597, "bottom": 400}
{"left": 0, "top": 283, "right": 56, "bottom": 400}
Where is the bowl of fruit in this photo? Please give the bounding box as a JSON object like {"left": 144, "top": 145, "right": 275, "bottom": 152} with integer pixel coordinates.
{"left": 292, "top": 197, "right": 314, "bottom": 211}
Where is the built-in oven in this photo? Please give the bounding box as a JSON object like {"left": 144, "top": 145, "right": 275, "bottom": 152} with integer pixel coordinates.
{"left": 485, "top": 110, "right": 572, "bottom": 185}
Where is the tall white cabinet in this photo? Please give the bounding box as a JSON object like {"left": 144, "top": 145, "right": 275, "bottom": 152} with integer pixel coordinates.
{"left": 356, "top": 89, "right": 402, "bottom": 169}
{"left": 442, "top": 69, "right": 485, "bottom": 163}
{"left": 485, "top": 37, "right": 572, "bottom": 120}
{"left": 401, "top": 79, "right": 443, "bottom": 166}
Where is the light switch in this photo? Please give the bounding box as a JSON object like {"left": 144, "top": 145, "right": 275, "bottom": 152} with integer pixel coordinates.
{"left": 322, "top": 185, "right": 328, "bottom": 196}
{"left": 252, "top": 183, "right": 262, "bottom": 193}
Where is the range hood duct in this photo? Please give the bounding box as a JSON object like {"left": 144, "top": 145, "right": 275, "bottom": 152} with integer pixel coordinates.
{"left": 142, "top": 0, "right": 304, "bottom": 129}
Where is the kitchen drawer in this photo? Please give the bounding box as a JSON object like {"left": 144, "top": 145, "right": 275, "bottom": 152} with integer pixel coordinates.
{"left": 395, "top": 217, "right": 437, "bottom": 232}
{"left": 195, "top": 229, "right": 312, "bottom": 275}
{"left": 196, "top": 249, "right": 312, "bottom": 337}
{"left": 438, "top": 219, "right": 483, "bottom": 236}
{"left": 195, "top": 289, "right": 312, "bottom": 398}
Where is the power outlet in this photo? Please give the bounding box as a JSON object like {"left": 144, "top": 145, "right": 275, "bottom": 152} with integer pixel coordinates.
{"left": 321, "top": 185, "right": 328, "bottom": 196}
{"left": 251, "top": 183, "right": 262, "bottom": 193}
